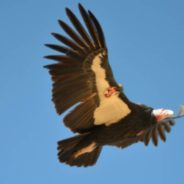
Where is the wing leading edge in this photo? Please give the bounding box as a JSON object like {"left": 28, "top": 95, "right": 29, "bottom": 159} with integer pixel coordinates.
{"left": 45, "top": 4, "right": 130, "bottom": 132}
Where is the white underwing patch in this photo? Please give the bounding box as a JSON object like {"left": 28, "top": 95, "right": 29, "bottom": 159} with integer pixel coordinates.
{"left": 91, "top": 53, "right": 131, "bottom": 126}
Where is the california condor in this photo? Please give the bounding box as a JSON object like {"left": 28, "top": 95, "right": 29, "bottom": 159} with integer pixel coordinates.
{"left": 44, "top": 3, "right": 184, "bottom": 167}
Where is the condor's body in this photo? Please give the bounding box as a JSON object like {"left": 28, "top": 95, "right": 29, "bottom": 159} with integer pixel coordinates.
{"left": 45, "top": 4, "right": 175, "bottom": 167}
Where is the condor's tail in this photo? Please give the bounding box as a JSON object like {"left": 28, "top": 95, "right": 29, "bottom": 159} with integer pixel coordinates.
{"left": 57, "top": 134, "right": 102, "bottom": 167}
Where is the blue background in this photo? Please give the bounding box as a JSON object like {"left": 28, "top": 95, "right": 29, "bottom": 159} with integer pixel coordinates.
{"left": 1, "top": 0, "right": 184, "bottom": 183}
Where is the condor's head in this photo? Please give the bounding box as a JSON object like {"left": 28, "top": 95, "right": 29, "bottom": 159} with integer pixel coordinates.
{"left": 135, "top": 104, "right": 175, "bottom": 146}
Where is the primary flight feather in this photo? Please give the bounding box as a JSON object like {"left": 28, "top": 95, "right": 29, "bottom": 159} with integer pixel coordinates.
{"left": 44, "top": 3, "right": 184, "bottom": 167}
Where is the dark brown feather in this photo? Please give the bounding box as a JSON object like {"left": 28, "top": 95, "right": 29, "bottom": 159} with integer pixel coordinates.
{"left": 143, "top": 128, "right": 152, "bottom": 146}
{"left": 152, "top": 127, "right": 158, "bottom": 146}
{"left": 115, "top": 137, "right": 140, "bottom": 148}
{"left": 44, "top": 55, "right": 81, "bottom": 63}
{"left": 77, "top": 4, "right": 100, "bottom": 49}
{"left": 58, "top": 134, "right": 101, "bottom": 167}
{"left": 52, "top": 76, "right": 88, "bottom": 94}
{"left": 66, "top": 7, "right": 94, "bottom": 49}
{"left": 45, "top": 63, "right": 82, "bottom": 74}
{"left": 53, "top": 73, "right": 87, "bottom": 87}
{"left": 168, "top": 120, "right": 175, "bottom": 126}
{"left": 51, "top": 72, "right": 83, "bottom": 83}
{"left": 163, "top": 123, "right": 171, "bottom": 133}
{"left": 158, "top": 125, "right": 166, "bottom": 142}
{"left": 45, "top": 44, "right": 85, "bottom": 59}
{"left": 88, "top": 10, "right": 106, "bottom": 48}
{"left": 64, "top": 97, "right": 97, "bottom": 132}
{"left": 51, "top": 33, "right": 86, "bottom": 54}
{"left": 53, "top": 87, "right": 91, "bottom": 114}
{"left": 58, "top": 20, "right": 89, "bottom": 49}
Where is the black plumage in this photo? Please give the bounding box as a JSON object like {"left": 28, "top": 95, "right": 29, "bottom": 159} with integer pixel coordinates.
{"left": 45, "top": 3, "right": 176, "bottom": 167}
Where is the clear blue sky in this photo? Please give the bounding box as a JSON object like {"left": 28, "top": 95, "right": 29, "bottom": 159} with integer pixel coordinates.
{"left": 1, "top": 0, "right": 184, "bottom": 184}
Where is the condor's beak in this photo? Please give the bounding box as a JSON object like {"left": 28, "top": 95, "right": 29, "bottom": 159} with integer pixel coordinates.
{"left": 152, "top": 109, "right": 174, "bottom": 122}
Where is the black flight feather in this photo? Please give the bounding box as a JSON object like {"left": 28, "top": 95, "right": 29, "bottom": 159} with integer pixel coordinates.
{"left": 45, "top": 44, "right": 85, "bottom": 59}
{"left": 66, "top": 7, "right": 94, "bottom": 49}
{"left": 78, "top": 4, "right": 100, "bottom": 49}
{"left": 64, "top": 97, "right": 97, "bottom": 132}
{"left": 58, "top": 20, "right": 89, "bottom": 49}
{"left": 51, "top": 33, "right": 86, "bottom": 54}
{"left": 158, "top": 125, "right": 166, "bottom": 142}
{"left": 88, "top": 10, "right": 106, "bottom": 48}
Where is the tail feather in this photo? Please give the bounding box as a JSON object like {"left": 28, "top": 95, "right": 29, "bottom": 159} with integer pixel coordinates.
{"left": 57, "top": 134, "right": 102, "bottom": 167}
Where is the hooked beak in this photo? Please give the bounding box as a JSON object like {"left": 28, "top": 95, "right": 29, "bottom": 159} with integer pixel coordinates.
{"left": 152, "top": 108, "right": 174, "bottom": 122}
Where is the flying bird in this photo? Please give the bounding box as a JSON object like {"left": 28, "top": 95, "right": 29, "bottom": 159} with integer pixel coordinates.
{"left": 44, "top": 3, "right": 184, "bottom": 167}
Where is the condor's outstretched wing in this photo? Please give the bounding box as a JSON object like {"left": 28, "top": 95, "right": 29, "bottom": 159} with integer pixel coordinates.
{"left": 142, "top": 119, "right": 175, "bottom": 146}
{"left": 45, "top": 4, "right": 131, "bottom": 132}
{"left": 115, "top": 119, "right": 175, "bottom": 148}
